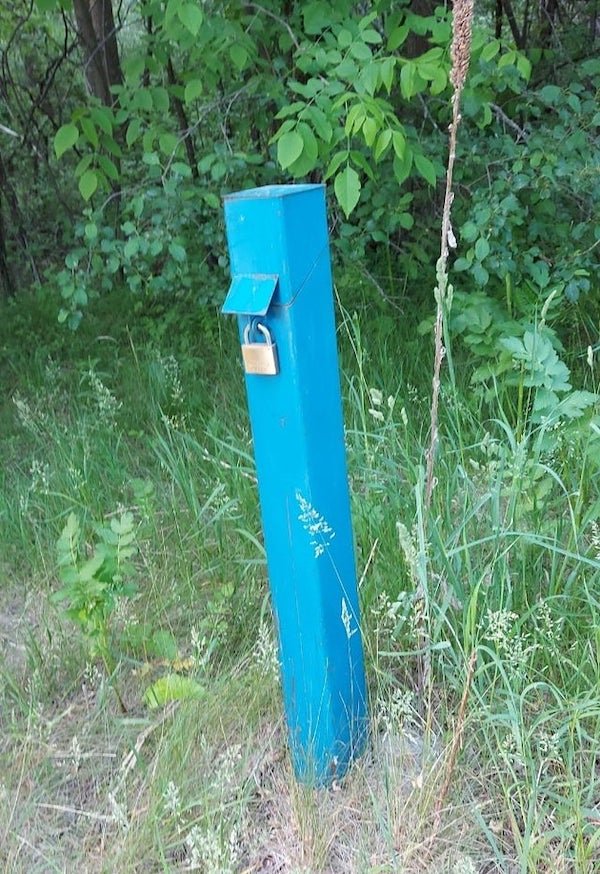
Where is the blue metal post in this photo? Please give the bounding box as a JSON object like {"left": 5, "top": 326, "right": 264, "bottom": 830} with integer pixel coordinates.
{"left": 222, "top": 184, "right": 368, "bottom": 784}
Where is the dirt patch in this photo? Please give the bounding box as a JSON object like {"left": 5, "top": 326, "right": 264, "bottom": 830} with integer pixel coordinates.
{"left": 0, "top": 586, "right": 34, "bottom": 674}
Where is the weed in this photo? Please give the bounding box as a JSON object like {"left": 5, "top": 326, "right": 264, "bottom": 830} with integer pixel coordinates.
{"left": 52, "top": 511, "right": 138, "bottom": 710}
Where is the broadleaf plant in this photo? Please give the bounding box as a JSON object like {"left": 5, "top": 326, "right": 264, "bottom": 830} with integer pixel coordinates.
{"left": 52, "top": 511, "right": 139, "bottom": 710}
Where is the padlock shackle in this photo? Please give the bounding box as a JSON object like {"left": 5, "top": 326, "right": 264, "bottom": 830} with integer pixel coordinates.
{"left": 244, "top": 319, "right": 274, "bottom": 346}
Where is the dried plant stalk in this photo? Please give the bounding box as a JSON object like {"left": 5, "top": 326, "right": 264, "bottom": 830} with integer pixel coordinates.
{"left": 433, "top": 649, "right": 477, "bottom": 827}
{"left": 424, "top": 0, "right": 474, "bottom": 509}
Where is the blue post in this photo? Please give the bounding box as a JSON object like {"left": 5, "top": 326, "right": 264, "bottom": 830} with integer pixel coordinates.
{"left": 222, "top": 184, "right": 368, "bottom": 784}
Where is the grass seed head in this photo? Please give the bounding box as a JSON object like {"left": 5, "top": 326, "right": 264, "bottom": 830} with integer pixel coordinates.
{"left": 450, "top": 0, "right": 475, "bottom": 92}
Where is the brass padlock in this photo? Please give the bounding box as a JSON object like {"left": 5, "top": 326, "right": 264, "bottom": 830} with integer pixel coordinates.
{"left": 242, "top": 322, "right": 279, "bottom": 376}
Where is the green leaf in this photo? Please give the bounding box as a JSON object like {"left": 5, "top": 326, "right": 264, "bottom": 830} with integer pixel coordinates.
{"left": 475, "top": 237, "right": 490, "bottom": 261}
{"left": 177, "top": 2, "right": 203, "bottom": 36}
{"left": 78, "top": 552, "right": 105, "bottom": 582}
{"left": 480, "top": 40, "right": 500, "bottom": 62}
{"left": 277, "top": 131, "right": 304, "bottom": 169}
{"left": 90, "top": 106, "right": 113, "bottom": 136}
{"left": 554, "top": 390, "right": 598, "bottom": 420}
{"left": 498, "top": 50, "right": 516, "bottom": 69}
{"left": 516, "top": 54, "right": 532, "bottom": 81}
{"left": 303, "top": 1, "right": 330, "bottom": 34}
{"left": 134, "top": 89, "right": 153, "bottom": 112}
{"left": 345, "top": 103, "right": 366, "bottom": 136}
{"left": 152, "top": 87, "right": 170, "bottom": 113}
{"left": 171, "top": 162, "right": 192, "bottom": 178}
{"left": 349, "top": 150, "right": 375, "bottom": 182}
{"left": 75, "top": 154, "right": 93, "bottom": 176}
{"left": 334, "top": 57, "right": 358, "bottom": 80}
{"left": 361, "top": 28, "right": 382, "bottom": 45}
{"left": 472, "top": 263, "right": 489, "bottom": 286}
{"left": 287, "top": 122, "right": 319, "bottom": 177}
{"left": 144, "top": 674, "right": 205, "bottom": 709}
{"left": 360, "top": 61, "right": 379, "bottom": 96}
{"left": 414, "top": 153, "right": 436, "bottom": 186}
{"left": 124, "top": 238, "right": 139, "bottom": 259}
{"left": 123, "top": 54, "right": 145, "bottom": 81}
{"left": 98, "top": 155, "right": 119, "bottom": 181}
{"left": 453, "top": 257, "right": 471, "bottom": 272}
{"left": 202, "top": 192, "right": 220, "bottom": 208}
{"left": 324, "top": 150, "right": 349, "bottom": 180}
{"left": 461, "top": 221, "right": 479, "bottom": 242}
{"left": 380, "top": 57, "right": 395, "bottom": 93}
{"left": 184, "top": 79, "right": 203, "bottom": 103}
{"left": 392, "top": 130, "right": 406, "bottom": 159}
{"left": 54, "top": 123, "right": 79, "bottom": 159}
{"left": 101, "top": 133, "right": 123, "bottom": 159}
{"left": 337, "top": 28, "right": 352, "bottom": 48}
{"left": 374, "top": 129, "right": 392, "bottom": 162}
{"left": 306, "top": 106, "right": 333, "bottom": 143}
{"left": 80, "top": 117, "right": 98, "bottom": 149}
{"left": 169, "top": 242, "right": 187, "bottom": 262}
{"left": 142, "top": 151, "right": 160, "bottom": 166}
{"left": 229, "top": 44, "right": 248, "bottom": 70}
{"left": 57, "top": 513, "right": 80, "bottom": 567}
{"left": 388, "top": 24, "right": 409, "bottom": 51}
{"left": 79, "top": 170, "right": 98, "bottom": 201}
{"left": 430, "top": 66, "right": 448, "bottom": 95}
{"left": 528, "top": 260, "right": 550, "bottom": 288}
{"left": 126, "top": 118, "right": 143, "bottom": 147}
{"left": 500, "top": 335, "right": 526, "bottom": 356}
{"left": 159, "top": 132, "right": 178, "bottom": 155}
{"left": 334, "top": 165, "right": 361, "bottom": 218}
{"left": 393, "top": 146, "right": 413, "bottom": 185}
{"left": 350, "top": 41, "right": 372, "bottom": 62}
{"left": 362, "top": 117, "right": 378, "bottom": 147}
{"left": 400, "top": 62, "right": 416, "bottom": 99}
{"left": 538, "top": 84, "right": 561, "bottom": 105}
{"left": 418, "top": 61, "right": 445, "bottom": 82}
{"left": 531, "top": 388, "right": 560, "bottom": 419}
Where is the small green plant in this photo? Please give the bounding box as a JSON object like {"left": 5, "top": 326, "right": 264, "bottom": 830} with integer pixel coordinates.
{"left": 52, "top": 510, "right": 138, "bottom": 710}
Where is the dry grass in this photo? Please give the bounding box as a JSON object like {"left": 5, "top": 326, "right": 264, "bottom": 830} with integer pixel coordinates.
{"left": 1, "top": 601, "right": 498, "bottom": 874}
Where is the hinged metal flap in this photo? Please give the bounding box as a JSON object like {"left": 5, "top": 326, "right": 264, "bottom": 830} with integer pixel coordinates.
{"left": 222, "top": 273, "right": 279, "bottom": 315}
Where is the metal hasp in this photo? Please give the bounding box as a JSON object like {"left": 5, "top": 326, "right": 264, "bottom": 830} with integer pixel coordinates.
{"left": 222, "top": 183, "right": 368, "bottom": 784}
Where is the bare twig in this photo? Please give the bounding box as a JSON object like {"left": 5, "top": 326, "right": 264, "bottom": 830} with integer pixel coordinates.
{"left": 424, "top": 0, "right": 474, "bottom": 510}
{"left": 245, "top": 3, "right": 300, "bottom": 50}
{"left": 36, "top": 803, "right": 114, "bottom": 822}
{"left": 359, "top": 264, "right": 405, "bottom": 312}
{"left": 358, "top": 538, "right": 379, "bottom": 589}
{"left": 491, "top": 102, "right": 529, "bottom": 141}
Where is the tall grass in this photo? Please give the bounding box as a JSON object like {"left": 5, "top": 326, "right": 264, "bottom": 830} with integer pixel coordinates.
{"left": 0, "top": 285, "right": 599, "bottom": 872}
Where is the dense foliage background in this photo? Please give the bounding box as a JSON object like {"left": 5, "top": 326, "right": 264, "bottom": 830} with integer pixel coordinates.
{"left": 1, "top": 1, "right": 599, "bottom": 872}
{"left": 2, "top": 1, "right": 599, "bottom": 326}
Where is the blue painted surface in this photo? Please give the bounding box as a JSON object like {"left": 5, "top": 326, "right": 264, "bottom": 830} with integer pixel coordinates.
{"left": 222, "top": 274, "right": 278, "bottom": 316}
{"left": 222, "top": 184, "right": 368, "bottom": 784}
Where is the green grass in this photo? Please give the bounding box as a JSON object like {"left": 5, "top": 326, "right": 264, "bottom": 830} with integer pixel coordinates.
{"left": 1, "top": 284, "right": 599, "bottom": 872}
